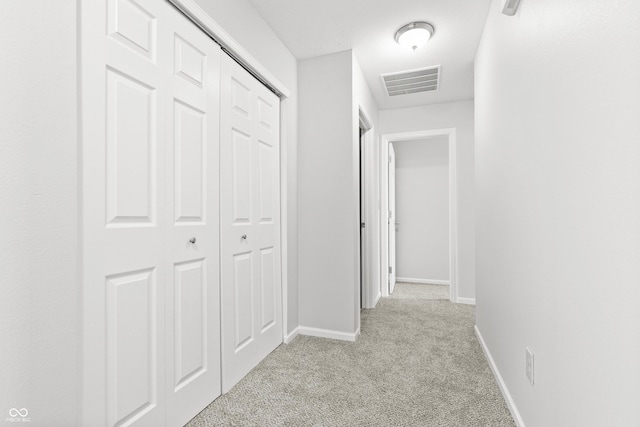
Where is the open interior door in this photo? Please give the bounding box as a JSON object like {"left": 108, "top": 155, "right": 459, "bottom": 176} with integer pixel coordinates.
{"left": 388, "top": 143, "right": 397, "bottom": 294}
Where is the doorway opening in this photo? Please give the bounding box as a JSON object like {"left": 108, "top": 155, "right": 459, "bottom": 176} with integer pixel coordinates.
{"left": 380, "top": 129, "right": 458, "bottom": 303}
{"left": 391, "top": 137, "right": 450, "bottom": 296}
{"left": 358, "top": 108, "right": 379, "bottom": 314}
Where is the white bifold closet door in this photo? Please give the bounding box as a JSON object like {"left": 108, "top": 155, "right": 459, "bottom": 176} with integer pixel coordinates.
{"left": 220, "top": 54, "right": 283, "bottom": 392}
{"left": 81, "top": 1, "right": 221, "bottom": 426}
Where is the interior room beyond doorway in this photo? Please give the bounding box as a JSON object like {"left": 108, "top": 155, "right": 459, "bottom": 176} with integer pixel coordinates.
{"left": 393, "top": 137, "right": 450, "bottom": 287}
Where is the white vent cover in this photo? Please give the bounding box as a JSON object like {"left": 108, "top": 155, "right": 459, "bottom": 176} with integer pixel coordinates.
{"left": 381, "top": 66, "right": 440, "bottom": 97}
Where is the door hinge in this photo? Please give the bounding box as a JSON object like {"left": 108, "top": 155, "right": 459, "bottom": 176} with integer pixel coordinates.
{"left": 388, "top": 155, "right": 392, "bottom": 163}
{"left": 389, "top": 266, "right": 392, "bottom": 274}
{"left": 388, "top": 210, "right": 392, "bottom": 219}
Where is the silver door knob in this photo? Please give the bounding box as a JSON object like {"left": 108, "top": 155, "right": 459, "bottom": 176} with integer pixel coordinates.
{"left": 189, "top": 237, "right": 197, "bottom": 244}
{"left": 241, "top": 234, "right": 247, "bottom": 240}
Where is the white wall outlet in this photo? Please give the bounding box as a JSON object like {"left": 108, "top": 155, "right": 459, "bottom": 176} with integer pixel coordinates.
{"left": 525, "top": 347, "right": 534, "bottom": 385}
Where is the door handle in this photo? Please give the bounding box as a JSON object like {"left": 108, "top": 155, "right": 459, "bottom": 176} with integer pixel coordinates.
{"left": 241, "top": 234, "right": 247, "bottom": 240}
{"left": 189, "top": 237, "right": 197, "bottom": 244}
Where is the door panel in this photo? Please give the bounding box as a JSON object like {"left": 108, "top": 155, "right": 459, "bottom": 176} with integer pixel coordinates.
{"left": 231, "top": 130, "right": 253, "bottom": 223}
{"left": 105, "top": 69, "right": 156, "bottom": 226}
{"left": 233, "top": 251, "right": 255, "bottom": 350}
{"left": 173, "top": 100, "right": 205, "bottom": 223}
{"left": 107, "top": 0, "right": 156, "bottom": 61}
{"left": 221, "top": 54, "right": 282, "bottom": 393}
{"left": 164, "top": 9, "right": 221, "bottom": 427}
{"left": 172, "top": 259, "right": 205, "bottom": 390}
{"left": 106, "top": 268, "right": 158, "bottom": 427}
{"left": 260, "top": 247, "right": 277, "bottom": 331}
{"left": 83, "top": 0, "right": 167, "bottom": 424}
{"left": 258, "top": 141, "right": 275, "bottom": 222}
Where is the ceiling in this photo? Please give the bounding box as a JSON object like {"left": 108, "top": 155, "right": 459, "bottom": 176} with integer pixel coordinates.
{"left": 247, "top": 0, "right": 493, "bottom": 110}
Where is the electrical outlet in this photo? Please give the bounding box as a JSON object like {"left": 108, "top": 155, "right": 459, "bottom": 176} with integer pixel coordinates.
{"left": 525, "top": 347, "right": 534, "bottom": 385}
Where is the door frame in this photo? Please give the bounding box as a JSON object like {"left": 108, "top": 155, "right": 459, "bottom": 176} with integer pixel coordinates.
{"left": 380, "top": 129, "right": 458, "bottom": 303}
{"left": 358, "top": 108, "right": 380, "bottom": 310}
{"left": 168, "top": 0, "right": 292, "bottom": 342}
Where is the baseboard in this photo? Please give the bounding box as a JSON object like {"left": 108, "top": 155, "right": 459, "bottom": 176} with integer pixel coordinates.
{"left": 284, "top": 326, "right": 300, "bottom": 344}
{"left": 457, "top": 297, "right": 476, "bottom": 305}
{"left": 475, "top": 325, "right": 526, "bottom": 427}
{"left": 373, "top": 292, "right": 381, "bottom": 307}
{"left": 298, "top": 326, "right": 358, "bottom": 342}
{"left": 396, "top": 277, "right": 450, "bottom": 286}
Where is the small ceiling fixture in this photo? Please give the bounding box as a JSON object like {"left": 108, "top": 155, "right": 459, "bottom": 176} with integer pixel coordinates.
{"left": 394, "top": 22, "right": 435, "bottom": 52}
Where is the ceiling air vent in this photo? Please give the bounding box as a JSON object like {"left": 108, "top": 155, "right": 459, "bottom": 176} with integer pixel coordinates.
{"left": 381, "top": 66, "right": 440, "bottom": 97}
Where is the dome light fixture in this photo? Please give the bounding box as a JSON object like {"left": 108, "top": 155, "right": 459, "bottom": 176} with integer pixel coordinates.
{"left": 394, "top": 21, "right": 435, "bottom": 52}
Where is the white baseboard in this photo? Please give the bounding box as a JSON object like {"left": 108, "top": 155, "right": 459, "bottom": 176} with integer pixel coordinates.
{"left": 298, "top": 326, "right": 358, "bottom": 342}
{"left": 457, "top": 297, "right": 476, "bottom": 305}
{"left": 475, "top": 325, "right": 525, "bottom": 427}
{"left": 284, "top": 326, "right": 300, "bottom": 344}
{"left": 396, "top": 277, "right": 450, "bottom": 286}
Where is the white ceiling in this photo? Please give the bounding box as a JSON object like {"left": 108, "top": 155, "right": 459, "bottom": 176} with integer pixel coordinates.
{"left": 247, "top": 0, "right": 493, "bottom": 110}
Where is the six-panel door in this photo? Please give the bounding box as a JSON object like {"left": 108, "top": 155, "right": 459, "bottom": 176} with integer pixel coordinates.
{"left": 82, "top": 0, "right": 227, "bottom": 425}
{"left": 164, "top": 8, "right": 222, "bottom": 427}
{"left": 220, "top": 55, "right": 283, "bottom": 393}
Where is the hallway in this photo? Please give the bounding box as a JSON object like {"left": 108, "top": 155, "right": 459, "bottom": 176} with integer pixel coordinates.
{"left": 187, "top": 284, "right": 514, "bottom": 426}
{"left": 2, "top": 0, "right": 639, "bottom": 424}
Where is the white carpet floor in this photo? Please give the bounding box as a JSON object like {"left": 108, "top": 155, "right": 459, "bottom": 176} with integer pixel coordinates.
{"left": 187, "top": 283, "right": 515, "bottom": 426}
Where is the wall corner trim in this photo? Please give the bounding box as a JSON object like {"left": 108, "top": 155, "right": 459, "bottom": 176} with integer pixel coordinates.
{"left": 168, "top": 0, "right": 290, "bottom": 98}
{"left": 457, "top": 297, "right": 476, "bottom": 305}
{"left": 298, "top": 326, "right": 358, "bottom": 342}
{"left": 475, "top": 325, "right": 526, "bottom": 427}
{"left": 284, "top": 327, "right": 300, "bottom": 344}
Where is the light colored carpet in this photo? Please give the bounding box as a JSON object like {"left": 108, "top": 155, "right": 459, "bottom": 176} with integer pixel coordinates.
{"left": 186, "top": 284, "right": 515, "bottom": 426}
{"left": 391, "top": 282, "right": 450, "bottom": 300}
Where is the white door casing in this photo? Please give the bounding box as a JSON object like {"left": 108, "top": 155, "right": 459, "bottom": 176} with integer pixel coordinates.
{"left": 388, "top": 144, "right": 397, "bottom": 294}
{"left": 220, "top": 54, "right": 283, "bottom": 393}
{"left": 380, "top": 129, "right": 458, "bottom": 303}
{"left": 81, "top": 1, "right": 221, "bottom": 425}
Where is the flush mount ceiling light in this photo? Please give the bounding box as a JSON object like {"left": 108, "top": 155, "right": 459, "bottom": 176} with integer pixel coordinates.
{"left": 395, "top": 21, "right": 435, "bottom": 51}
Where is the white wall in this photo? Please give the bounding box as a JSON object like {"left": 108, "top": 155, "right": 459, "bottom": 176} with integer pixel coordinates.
{"left": 380, "top": 100, "right": 475, "bottom": 299}
{"left": 298, "top": 50, "right": 380, "bottom": 336}
{"left": 393, "top": 138, "right": 449, "bottom": 282}
{"left": 193, "top": 0, "right": 299, "bottom": 333}
{"left": 475, "top": 0, "right": 640, "bottom": 425}
{"left": 0, "top": 2, "right": 78, "bottom": 425}
{"left": 298, "top": 51, "right": 357, "bottom": 335}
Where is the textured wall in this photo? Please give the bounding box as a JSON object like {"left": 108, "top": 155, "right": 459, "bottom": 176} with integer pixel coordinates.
{"left": 0, "top": 2, "right": 79, "bottom": 425}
